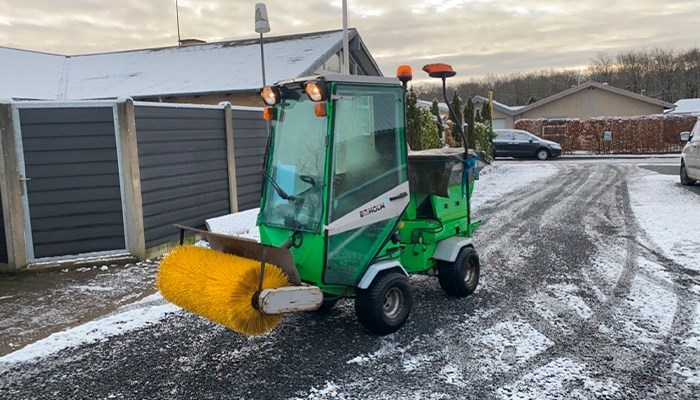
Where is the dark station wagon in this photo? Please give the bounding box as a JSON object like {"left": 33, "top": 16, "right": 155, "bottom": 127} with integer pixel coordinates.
{"left": 493, "top": 129, "right": 562, "bottom": 160}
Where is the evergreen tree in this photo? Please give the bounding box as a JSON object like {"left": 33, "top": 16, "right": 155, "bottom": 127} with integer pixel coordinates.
{"left": 405, "top": 89, "right": 441, "bottom": 150}
{"left": 474, "top": 106, "right": 483, "bottom": 123}
{"left": 418, "top": 108, "right": 442, "bottom": 150}
{"left": 431, "top": 99, "right": 444, "bottom": 139}
{"left": 472, "top": 101, "right": 497, "bottom": 162}
{"left": 405, "top": 88, "right": 422, "bottom": 150}
{"left": 480, "top": 100, "right": 492, "bottom": 126}
{"left": 449, "top": 92, "right": 463, "bottom": 145}
{"left": 464, "top": 98, "right": 476, "bottom": 149}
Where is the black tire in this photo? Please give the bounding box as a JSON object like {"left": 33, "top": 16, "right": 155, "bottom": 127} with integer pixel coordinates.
{"left": 355, "top": 272, "right": 413, "bottom": 335}
{"left": 438, "top": 246, "right": 480, "bottom": 297}
{"left": 536, "top": 148, "right": 550, "bottom": 160}
{"left": 680, "top": 162, "right": 695, "bottom": 186}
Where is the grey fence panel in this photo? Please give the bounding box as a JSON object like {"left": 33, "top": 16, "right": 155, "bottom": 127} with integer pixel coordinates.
{"left": 19, "top": 107, "right": 125, "bottom": 259}
{"left": 135, "top": 105, "right": 231, "bottom": 248}
{"left": 0, "top": 191, "right": 7, "bottom": 264}
{"left": 231, "top": 108, "right": 267, "bottom": 211}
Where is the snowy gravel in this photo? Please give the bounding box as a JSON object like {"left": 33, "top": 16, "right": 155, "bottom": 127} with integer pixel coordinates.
{"left": 1, "top": 161, "right": 698, "bottom": 399}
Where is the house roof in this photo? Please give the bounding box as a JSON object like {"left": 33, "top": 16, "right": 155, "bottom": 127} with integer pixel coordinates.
{"left": 472, "top": 95, "right": 523, "bottom": 116}
{"left": 417, "top": 99, "right": 449, "bottom": 113}
{"left": 517, "top": 81, "right": 675, "bottom": 114}
{"left": 1, "top": 28, "right": 381, "bottom": 100}
{"left": 666, "top": 99, "right": 700, "bottom": 115}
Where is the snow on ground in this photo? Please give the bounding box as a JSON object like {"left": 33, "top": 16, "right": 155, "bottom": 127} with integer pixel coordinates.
{"left": 472, "top": 162, "right": 558, "bottom": 210}
{"left": 0, "top": 293, "right": 177, "bottom": 365}
{"left": 497, "top": 357, "right": 622, "bottom": 399}
{"left": 473, "top": 318, "right": 554, "bottom": 374}
{"left": 618, "top": 275, "right": 678, "bottom": 345}
{"left": 628, "top": 171, "right": 700, "bottom": 271}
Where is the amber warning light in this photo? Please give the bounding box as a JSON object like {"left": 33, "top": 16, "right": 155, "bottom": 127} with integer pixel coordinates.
{"left": 263, "top": 107, "right": 274, "bottom": 121}
{"left": 396, "top": 65, "right": 413, "bottom": 86}
{"left": 422, "top": 63, "right": 456, "bottom": 79}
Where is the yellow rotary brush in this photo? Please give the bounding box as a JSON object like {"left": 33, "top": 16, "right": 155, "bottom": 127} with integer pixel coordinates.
{"left": 156, "top": 245, "right": 289, "bottom": 336}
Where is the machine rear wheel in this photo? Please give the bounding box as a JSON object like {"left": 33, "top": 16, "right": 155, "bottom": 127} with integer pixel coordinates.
{"left": 355, "top": 272, "right": 412, "bottom": 335}
{"left": 438, "top": 246, "right": 480, "bottom": 297}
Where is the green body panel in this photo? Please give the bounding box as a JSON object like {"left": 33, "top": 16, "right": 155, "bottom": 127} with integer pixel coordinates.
{"left": 397, "top": 183, "right": 480, "bottom": 272}
{"left": 258, "top": 226, "right": 325, "bottom": 286}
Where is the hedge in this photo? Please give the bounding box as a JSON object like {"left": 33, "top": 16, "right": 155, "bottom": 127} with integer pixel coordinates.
{"left": 514, "top": 114, "right": 697, "bottom": 154}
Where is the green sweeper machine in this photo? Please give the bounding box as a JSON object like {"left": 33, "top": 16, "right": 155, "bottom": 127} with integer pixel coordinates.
{"left": 157, "top": 63, "right": 486, "bottom": 336}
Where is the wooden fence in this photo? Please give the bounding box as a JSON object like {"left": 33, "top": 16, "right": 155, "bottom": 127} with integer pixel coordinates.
{"left": 0, "top": 99, "right": 267, "bottom": 271}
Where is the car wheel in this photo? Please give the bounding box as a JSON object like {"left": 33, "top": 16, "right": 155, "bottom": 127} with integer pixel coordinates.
{"left": 355, "top": 272, "right": 412, "bottom": 335}
{"left": 438, "top": 246, "right": 480, "bottom": 297}
{"left": 536, "top": 148, "right": 550, "bottom": 160}
{"left": 680, "top": 162, "right": 695, "bottom": 186}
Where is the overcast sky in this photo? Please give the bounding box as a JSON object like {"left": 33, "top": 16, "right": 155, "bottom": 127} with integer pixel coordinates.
{"left": 1, "top": 0, "right": 698, "bottom": 81}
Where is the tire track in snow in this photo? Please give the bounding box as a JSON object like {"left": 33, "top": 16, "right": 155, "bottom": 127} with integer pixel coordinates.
{"left": 467, "top": 164, "right": 634, "bottom": 397}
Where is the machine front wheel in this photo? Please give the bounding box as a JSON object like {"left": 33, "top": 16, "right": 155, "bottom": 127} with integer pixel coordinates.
{"left": 438, "top": 246, "right": 480, "bottom": 297}
{"left": 355, "top": 272, "right": 413, "bottom": 335}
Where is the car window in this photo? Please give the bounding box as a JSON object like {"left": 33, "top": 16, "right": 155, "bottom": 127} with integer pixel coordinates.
{"left": 495, "top": 131, "right": 513, "bottom": 140}
{"left": 514, "top": 132, "right": 530, "bottom": 141}
{"left": 692, "top": 121, "right": 700, "bottom": 142}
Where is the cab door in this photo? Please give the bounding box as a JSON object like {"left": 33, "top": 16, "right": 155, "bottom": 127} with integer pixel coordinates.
{"left": 323, "top": 84, "right": 409, "bottom": 286}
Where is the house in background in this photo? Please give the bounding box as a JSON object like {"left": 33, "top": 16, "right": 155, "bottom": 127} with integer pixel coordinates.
{"left": 513, "top": 81, "right": 674, "bottom": 121}
{"left": 0, "top": 28, "right": 382, "bottom": 107}
{"left": 472, "top": 96, "right": 523, "bottom": 129}
{"left": 470, "top": 82, "right": 676, "bottom": 129}
{"left": 666, "top": 99, "right": 700, "bottom": 115}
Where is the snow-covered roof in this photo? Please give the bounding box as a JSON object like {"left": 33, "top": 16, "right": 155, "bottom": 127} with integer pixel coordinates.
{"left": 0, "top": 48, "right": 67, "bottom": 99}
{"left": 1, "top": 29, "right": 380, "bottom": 100}
{"left": 417, "top": 99, "right": 449, "bottom": 113}
{"left": 666, "top": 99, "right": 700, "bottom": 115}
{"left": 473, "top": 95, "right": 523, "bottom": 116}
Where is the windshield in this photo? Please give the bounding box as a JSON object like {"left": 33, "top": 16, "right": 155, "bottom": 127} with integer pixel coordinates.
{"left": 260, "top": 87, "right": 327, "bottom": 232}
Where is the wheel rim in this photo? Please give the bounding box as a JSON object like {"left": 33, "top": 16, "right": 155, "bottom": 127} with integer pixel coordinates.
{"left": 383, "top": 287, "right": 404, "bottom": 320}
{"left": 537, "top": 150, "right": 547, "bottom": 160}
{"left": 464, "top": 260, "right": 477, "bottom": 286}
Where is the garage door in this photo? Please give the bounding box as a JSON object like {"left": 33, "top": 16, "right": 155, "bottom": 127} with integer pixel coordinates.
{"left": 493, "top": 118, "right": 507, "bottom": 129}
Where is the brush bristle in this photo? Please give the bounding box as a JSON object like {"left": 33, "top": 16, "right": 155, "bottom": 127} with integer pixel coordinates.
{"left": 156, "top": 246, "right": 289, "bottom": 336}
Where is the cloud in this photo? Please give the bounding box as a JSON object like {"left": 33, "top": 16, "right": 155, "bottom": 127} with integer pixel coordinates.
{"left": 0, "top": 0, "right": 698, "bottom": 80}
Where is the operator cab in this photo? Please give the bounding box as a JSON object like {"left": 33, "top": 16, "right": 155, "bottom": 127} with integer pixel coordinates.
{"left": 258, "top": 75, "right": 410, "bottom": 287}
